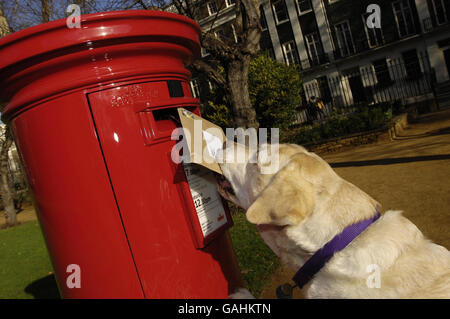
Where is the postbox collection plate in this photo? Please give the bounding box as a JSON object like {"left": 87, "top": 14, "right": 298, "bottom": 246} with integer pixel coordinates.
{"left": 180, "top": 163, "right": 233, "bottom": 248}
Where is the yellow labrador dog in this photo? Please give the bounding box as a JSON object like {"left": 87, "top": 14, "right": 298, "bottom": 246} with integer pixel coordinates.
{"left": 216, "top": 143, "right": 450, "bottom": 298}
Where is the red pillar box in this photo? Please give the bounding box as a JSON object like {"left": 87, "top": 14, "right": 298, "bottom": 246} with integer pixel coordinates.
{"left": 0, "top": 10, "right": 243, "bottom": 298}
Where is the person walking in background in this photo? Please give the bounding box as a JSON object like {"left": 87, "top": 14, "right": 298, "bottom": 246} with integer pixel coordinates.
{"left": 306, "top": 96, "right": 318, "bottom": 123}
{"left": 316, "top": 97, "right": 326, "bottom": 120}
{"left": 306, "top": 96, "right": 317, "bottom": 124}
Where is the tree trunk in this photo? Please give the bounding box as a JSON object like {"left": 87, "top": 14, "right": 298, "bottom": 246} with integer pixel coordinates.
{"left": 0, "top": 128, "right": 16, "bottom": 227}
{"left": 41, "top": 0, "right": 50, "bottom": 23}
{"left": 0, "top": 8, "right": 11, "bottom": 36}
{"left": 227, "top": 56, "right": 259, "bottom": 129}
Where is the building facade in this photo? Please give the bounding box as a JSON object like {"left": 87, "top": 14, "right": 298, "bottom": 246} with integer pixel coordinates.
{"left": 188, "top": 0, "right": 450, "bottom": 117}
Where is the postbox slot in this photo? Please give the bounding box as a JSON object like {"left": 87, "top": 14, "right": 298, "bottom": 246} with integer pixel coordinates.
{"left": 152, "top": 107, "right": 180, "bottom": 132}
{"left": 139, "top": 106, "right": 196, "bottom": 145}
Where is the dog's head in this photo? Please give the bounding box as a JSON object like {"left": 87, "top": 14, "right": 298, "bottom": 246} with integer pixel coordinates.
{"left": 217, "top": 143, "right": 380, "bottom": 267}
{"left": 217, "top": 143, "right": 335, "bottom": 224}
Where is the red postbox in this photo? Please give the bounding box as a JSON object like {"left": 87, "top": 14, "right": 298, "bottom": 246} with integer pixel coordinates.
{"left": 0, "top": 10, "right": 243, "bottom": 298}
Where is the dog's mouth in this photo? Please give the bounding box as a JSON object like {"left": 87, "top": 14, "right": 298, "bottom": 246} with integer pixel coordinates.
{"left": 257, "top": 224, "right": 287, "bottom": 232}
{"left": 215, "top": 174, "right": 236, "bottom": 197}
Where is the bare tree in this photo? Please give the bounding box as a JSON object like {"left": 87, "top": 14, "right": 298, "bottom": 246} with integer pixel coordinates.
{"left": 0, "top": 7, "right": 18, "bottom": 227}
{"left": 0, "top": 126, "right": 16, "bottom": 227}
{"left": 168, "top": 0, "right": 262, "bottom": 129}
{"left": 0, "top": 0, "right": 145, "bottom": 32}
{"left": 41, "top": 0, "right": 50, "bottom": 22}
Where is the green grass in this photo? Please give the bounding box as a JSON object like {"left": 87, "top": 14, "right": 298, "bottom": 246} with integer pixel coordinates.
{"left": 0, "top": 221, "right": 59, "bottom": 299}
{"left": 0, "top": 211, "right": 279, "bottom": 299}
{"left": 228, "top": 205, "right": 280, "bottom": 297}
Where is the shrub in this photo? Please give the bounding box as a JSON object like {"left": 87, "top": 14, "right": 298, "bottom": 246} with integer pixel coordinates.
{"left": 248, "top": 54, "right": 303, "bottom": 133}
{"left": 289, "top": 104, "right": 394, "bottom": 145}
{"left": 202, "top": 54, "right": 303, "bottom": 135}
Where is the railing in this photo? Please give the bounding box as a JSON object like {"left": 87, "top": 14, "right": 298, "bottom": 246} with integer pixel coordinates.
{"left": 296, "top": 52, "right": 435, "bottom": 124}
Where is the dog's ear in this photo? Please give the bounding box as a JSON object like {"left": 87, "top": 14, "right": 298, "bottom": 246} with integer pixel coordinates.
{"left": 246, "top": 155, "right": 316, "bottom": 226}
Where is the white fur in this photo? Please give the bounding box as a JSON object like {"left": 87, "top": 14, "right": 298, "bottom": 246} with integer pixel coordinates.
{"left": 221, "top": 143, "right": 450, "bottom": 299}
{"left": 229, "top": 288, "right": 255, "bottom": 299}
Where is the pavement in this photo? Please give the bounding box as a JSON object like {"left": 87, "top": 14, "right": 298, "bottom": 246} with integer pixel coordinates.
{"left": 259, "top": 108, "right": 450, "bottom": 299}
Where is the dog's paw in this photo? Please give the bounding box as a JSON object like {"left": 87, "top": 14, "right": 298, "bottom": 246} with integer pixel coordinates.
{"left": 228, "top": 288, "right": 255, "bottom": 299}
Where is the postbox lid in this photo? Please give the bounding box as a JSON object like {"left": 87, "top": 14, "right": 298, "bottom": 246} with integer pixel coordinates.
{"left": 0, "top": 10, "right": 201, "bottom": 71}
{"left": 0, "top": 10, "right": 201, "bottom": 120}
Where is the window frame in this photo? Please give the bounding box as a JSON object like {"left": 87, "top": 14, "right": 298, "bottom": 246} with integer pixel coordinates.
{"left": 362, "top": 13, "right": 384, "bottom": 48}
{"left": 231, "top": 24, "right": 238, "bottom": 43}
{"left": 392, "top": 0, "right": 416, "bottom": 38}
{"left": 431, "top": 0, "right": 448, "bottom": 25}
{"left": 372, "top": 58, "right": 392, "bottom": 87}
{"left": 402, "top": 49, "right": 422, "bottom": 79}
{"left": 190, "top": 79, "right": 201, "bottom": 98}
{"left": 334, "top": 20, "right": 356, "bottom": 57}
{"left": 260, "top": 7, "right": 268, "bottom": 30}
{"left": 272, "top": 0, "right": 290, "bottom": 25}
{"left": 207, "top": 1, "right": 219, "bottom": 16}
{"left": 214, "top": 29, "right": 226, "bottom": 41}
{"left": 225, "top": 0, "right": 236, "bottom": 8}
{"left": 296, "top": 0, "right": 313, "bottom": 15}
{"left": 305, "top": 32, "right": 322, "bottom": 65}
{"left": 282, "top": 40, "right": 298, "bottom": 65}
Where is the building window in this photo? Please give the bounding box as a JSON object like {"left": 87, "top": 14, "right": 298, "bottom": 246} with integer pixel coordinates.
{"left": 362, "top": 13, "right": 383, "bottom": 47}
{"left": 344, "top": 67, "right": 367, "bottom": 103}
{"left": 215, "top": 29, "right": 226, "bottom": 41}
{"left": 431, "top": 0, "right": 448, "bottom": 25}
{"left": 282, "top": 41, "right": 298, "bottom": 65}
{"left": 225, "top": 0, "right": 235, "bottom": 7}
{"left": 207, "top": 1, "right": 219, "bottom": 16}
{"left": 305, "top": 32, "right": 323, "bottom": 65}
{"left": 260, "top": 5, "right": 268, "bottom": 30}
{"left": 402, "top": 49, "right": 422, "bottom": 79}
{"left": 392, "top": 0, "right": 416, "bottom": 38}
{"left": 373, "top": 58, "right": 391, "bottom": 87}
{"left": 334, "top": 21, "right": 355, "bottom": 57}
{"left": 190, "top": 79, "right": 201, "bottom": 98}
{"left": 231, "top": 24, "right": 238, "bottom": 43}
{"left": 272, "top": 0, "right": 289, "bottom": 24}
{"left": 317, "top": 76, "right": 332, "bottom": 103}
{"left": 208, "top": 80, "right": 214, "bottom": 91}
{"left": 297, "top": 0, "right": 312, "bottom": 14}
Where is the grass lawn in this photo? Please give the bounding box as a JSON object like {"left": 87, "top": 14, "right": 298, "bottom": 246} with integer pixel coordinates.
{"left": 228, "top": 206, "right": 279, "bottom": 297}
{"left": 0, "top": 221, "right": 59, "bottom": 299}
{"left": 0, "top": 209, "right": 278, "bottom": 298}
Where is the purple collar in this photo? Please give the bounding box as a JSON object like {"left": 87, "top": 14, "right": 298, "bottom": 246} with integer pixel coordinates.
{"left": 292, "top": 212, "right": 381, "bottom": 289}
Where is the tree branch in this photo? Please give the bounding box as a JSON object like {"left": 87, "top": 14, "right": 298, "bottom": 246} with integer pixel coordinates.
{"left": 191, "top": 59, "right": 227, "bottom": 88}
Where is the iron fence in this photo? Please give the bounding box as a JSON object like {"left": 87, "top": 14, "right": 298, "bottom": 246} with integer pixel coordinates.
{"left": 297, "top": 52, "right": 435, "bottom": 124}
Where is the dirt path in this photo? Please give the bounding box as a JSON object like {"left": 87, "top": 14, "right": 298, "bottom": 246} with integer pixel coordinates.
{"left": 259, "top": 109, "right": 450, "bottom": 299}
{"left": 0, "top": 204, "right": 37, "bottom": 228}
